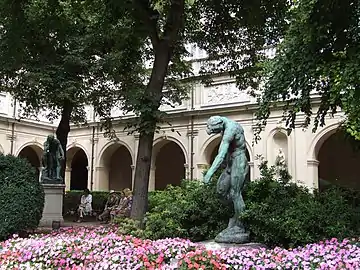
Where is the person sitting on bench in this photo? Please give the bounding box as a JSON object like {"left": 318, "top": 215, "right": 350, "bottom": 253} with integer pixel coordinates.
{"left": 110, "top": 188, "right": 133, "bottom": 221}
{"left": 98, "top": 190, "right": 121, "bottom": 223}
{"left": 76, "top": 188, "right": 92, "bottom": 222}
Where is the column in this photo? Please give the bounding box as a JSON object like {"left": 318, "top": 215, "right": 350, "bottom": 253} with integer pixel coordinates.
{"left": 248, "top": 161, "right": 254, "bottom": 181}
{"left": 95, "top": 166, "right": 108, "bottom": 191}
{"left": 131, "top": 164, "right": 135, "bottom": 189}
{"left": 184, "top": 163, "right": 189, "bottom": 180}
{"left": 86, "top": 166, "right": 91, "bottom": 190}
{"left": 65, "top": 167, "right": 72, "bottom": 191}
{"left": 307, "top": 159, "right": 320, "bottom": 191}
{"left": 196, "top": 163, "right": 209, "bottom": 180}
{"left": 148, "top": 165, "right": 156, "bottom": 191}
{"left": 38, "top": 166, "right": 44, "bottom": 182}
{"left": 251, "top": 125, "right": 263, "bottom": 180}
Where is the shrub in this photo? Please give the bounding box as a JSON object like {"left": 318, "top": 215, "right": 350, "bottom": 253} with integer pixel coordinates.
{"left": 241, "top": 159, "right": 360, "bottom": 248}
{"left": 63, "top": 191, "right": 109, "bottom": 218}
{"left": 142, "top": 172, "right": 232, "bottom": 242}
{"left": 0, "top": 154, "right": 45, "bottom": 240}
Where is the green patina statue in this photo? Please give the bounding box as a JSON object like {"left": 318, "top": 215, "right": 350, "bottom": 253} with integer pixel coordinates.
{"left": 41, "top": 135, "right": 65, "bottom": 183}
{"left": 204, "top": 116, "right": 250, "bottom": 244}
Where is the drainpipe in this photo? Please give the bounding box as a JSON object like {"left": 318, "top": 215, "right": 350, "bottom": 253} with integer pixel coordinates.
{"left": 190, "top": 86, "right": 195, "bottom": 180}
{"left": 90, "top": 110, "right": 96, "bottom": 191}
{"left": 90, "top": 125, "right": 95, "bottom": 191}
{"left": 10, "top": 99, "right": 17, "bottom": 155}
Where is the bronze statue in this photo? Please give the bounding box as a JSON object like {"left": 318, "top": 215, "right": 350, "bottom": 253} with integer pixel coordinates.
{"left": 204, "top": 116, "right": 249, "bottom": 244}
{"left": 41, "top": 135, "right": 64, "bottom": 183}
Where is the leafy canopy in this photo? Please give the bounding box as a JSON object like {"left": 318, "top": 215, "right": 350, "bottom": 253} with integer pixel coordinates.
{"left": 94, "top": 0, "right": 290, "bottom": 136}
{"left": 0, "top": 0, "right": 143, "bottom": 124}
{"left": 255, "top": 0, "right": 360, "bottom": 140}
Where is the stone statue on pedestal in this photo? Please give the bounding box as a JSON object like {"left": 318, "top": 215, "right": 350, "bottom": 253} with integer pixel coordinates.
{"left": 41, "top": 135, "right": 65, "bottom": 183}
{"left": 204, "top": 116, "right": 249, "bottom": 244}
{"left": 275, "top": 148, "right": 286, "bottom": 167}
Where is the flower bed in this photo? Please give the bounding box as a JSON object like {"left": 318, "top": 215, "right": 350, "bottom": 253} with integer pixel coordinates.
{"left": 1, "top": 226, "right": 359, "bottom": 269}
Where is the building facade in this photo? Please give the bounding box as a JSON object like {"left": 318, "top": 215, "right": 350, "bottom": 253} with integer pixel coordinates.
{"left": 1, "top": 73, "right": 358, "bottom": 192}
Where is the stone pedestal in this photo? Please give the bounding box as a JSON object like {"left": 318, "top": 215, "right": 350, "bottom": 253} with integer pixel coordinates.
{"left": 198, "top": 240, "right": 267, "bottom": 251}
{"left": 39, "top": 183, "right": 65, "bottom": 227}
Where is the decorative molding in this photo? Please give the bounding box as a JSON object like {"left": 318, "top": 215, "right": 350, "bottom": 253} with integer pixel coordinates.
{"left": 202, "top": 83, "right": 250, "bottom": 106}
{"left": 90, "top": 137, "right": 99, "bottom": 144}
{"left": 307, "top": 159, "right": 320, "bottom": 166}
{"left": 187, "top": 129, "right": 199, "bottom": 137}
{"left": 6, "top": 134, "right": 16, "bottom": 141}
{"left": 134, "top": 134, "right": 140, "bottom": 140}
{"left": 197, "top": 163, "right": 209, "bottom": 170}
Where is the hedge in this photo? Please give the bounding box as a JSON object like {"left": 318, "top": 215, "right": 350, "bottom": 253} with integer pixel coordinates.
{"left": 0, "top": 154, "right": 45, "bottom": 240}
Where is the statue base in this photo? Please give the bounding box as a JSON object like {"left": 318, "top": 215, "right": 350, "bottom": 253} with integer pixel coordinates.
{"left": 214, "top": 225, "right": 250, "bottom": 244}
{"left": 41, "top": 176, "right": 63, "bottom": 184}
{"left": 199, "top": 240, "right": 266, "bottom": 250}
{"left": 39, "top": 183, "right": 65, "bottom": 227}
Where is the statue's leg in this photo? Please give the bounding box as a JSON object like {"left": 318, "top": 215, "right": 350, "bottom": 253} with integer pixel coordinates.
{"left": 229, "top": 154, "right": 248, "bottom": 229}
{"left": 56, "top": 160, "right": 61, "bottom": 179}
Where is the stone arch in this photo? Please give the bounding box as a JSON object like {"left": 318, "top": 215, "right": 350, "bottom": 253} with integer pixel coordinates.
{"left": 201, "top": 134, "right": 253, "bottom": 163}
{"left": 152, "top": 138, "right": 187, "bottom": 190}
{"left": 152, "top": 136, "right": 188, "bottom": 167}
{"left": 66, "top": 146, "right": 89, "bottom": 190}
{"left": 17, "top": 143, "right": 43, "bottom": 181}
{"left": 0, "top": 144, "right": 4, "bottom": 154}
{"left": 315, "top": 128, "right": 360, "bottom": 190}
{"left": 201, "top": 135, "right": 252, "bottom": 181}
{"left": 98, "top": 142, "right": 133, "bottom": 191}
{"left": 308, "top": 122, "right": 340, "bottom": 160}
{"left": 98, "top": 140, "right": 134, "bottom": 167}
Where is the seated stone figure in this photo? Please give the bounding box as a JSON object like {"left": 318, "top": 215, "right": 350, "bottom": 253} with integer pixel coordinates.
{"left": 110, "top": 188, "right": 133, "bottom": 221}
{"left": 76, "top": 188, "right": 93, "bottom": 222}
{"left": 98, "top": 190, "right": 121, "bottom": 223}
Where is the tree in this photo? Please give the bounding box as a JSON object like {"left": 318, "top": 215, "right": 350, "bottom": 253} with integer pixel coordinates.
{"left": 95, "top": 0, "right": 290, "bottom": 221}
{"left": 255, "top": 0, "right": 360, "bottom": 140}
{"left": 0, "top": 0, "right": 142, "bottom": 176}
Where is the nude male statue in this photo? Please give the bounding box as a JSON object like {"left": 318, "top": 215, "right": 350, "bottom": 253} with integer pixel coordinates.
{"left": 204, "top": 115, "right": 249, "bottom": 243}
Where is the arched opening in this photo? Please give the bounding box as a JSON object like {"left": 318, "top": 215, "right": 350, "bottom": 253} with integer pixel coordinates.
{"left": 317, "top": 130, "right": 360, "bottom": 191}
{"left": 155, "top": 141, "right": 186, "bottom": 190}
{"left": 206, "top": 137, "right": 251, "bottom": 183}
{"left": 99, "top": 143, "right": 133, "bottom": 191}
{"left": 18, "top": 145, "right": 42, "bottom": 181}
{"left": 68, "top": 148, "right": 88, "bottom": 190}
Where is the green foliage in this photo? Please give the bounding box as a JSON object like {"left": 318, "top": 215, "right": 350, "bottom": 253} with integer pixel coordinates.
{"left": 143, "top": 176, "right": 231, "bottom": 241}
{"left": 0, "top": 154, "right": 44, "bottom": 240}
{"left": 255, "top": 0, "right": 360, "bottom": 140}
{"left": 63, "top": 191, "right": 109, "bottom": 218}
{"left": 115, "top": 217, "right": 146, "bottom": 238}
{"left": 241, "top": 160, "right": 360, "bottom": 248}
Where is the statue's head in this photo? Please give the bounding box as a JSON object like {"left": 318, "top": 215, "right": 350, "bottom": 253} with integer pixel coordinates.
{"left": 47, "top": 134, "right": 55, "bottom": 142}
{"left": 206, "top": 116, "right": 224, "bottom": 135}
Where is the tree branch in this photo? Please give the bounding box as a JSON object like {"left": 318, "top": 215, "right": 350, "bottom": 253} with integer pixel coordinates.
{"left": 163, "top": 0, "right": 185, "bottom": 48}
{"left": 133, "top": 0, "right": 160, "bottom": 48}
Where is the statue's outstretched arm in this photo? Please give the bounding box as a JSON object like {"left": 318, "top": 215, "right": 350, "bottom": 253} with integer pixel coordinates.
{"left": 204, "top": 132, "right": 233, "bottom": 183}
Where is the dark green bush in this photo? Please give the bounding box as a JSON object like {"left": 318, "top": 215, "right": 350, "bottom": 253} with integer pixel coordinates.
{"left": 0, "top": 154, "right": 45, "bottom": 240}
{"left": 63, "top": 191, "right": 109, "bottom": 218}
{"left": 142, "top": 171, "right": 232, "bottom": 242}
{"left": 241, "top": 160, "right": 360, "bottom": 248}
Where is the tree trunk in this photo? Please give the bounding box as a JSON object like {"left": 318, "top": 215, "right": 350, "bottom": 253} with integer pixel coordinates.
{"left": 55, "top": 100, "right": 73, "bottom": 180}
{"left": 130, "top": 0, "right": 185, "bottom": 221}
{"left": 130, "top": 132, "right": 155, "bottom": 221}
{"left": 130, "top": 43, "right": 171, "bottom": 221}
